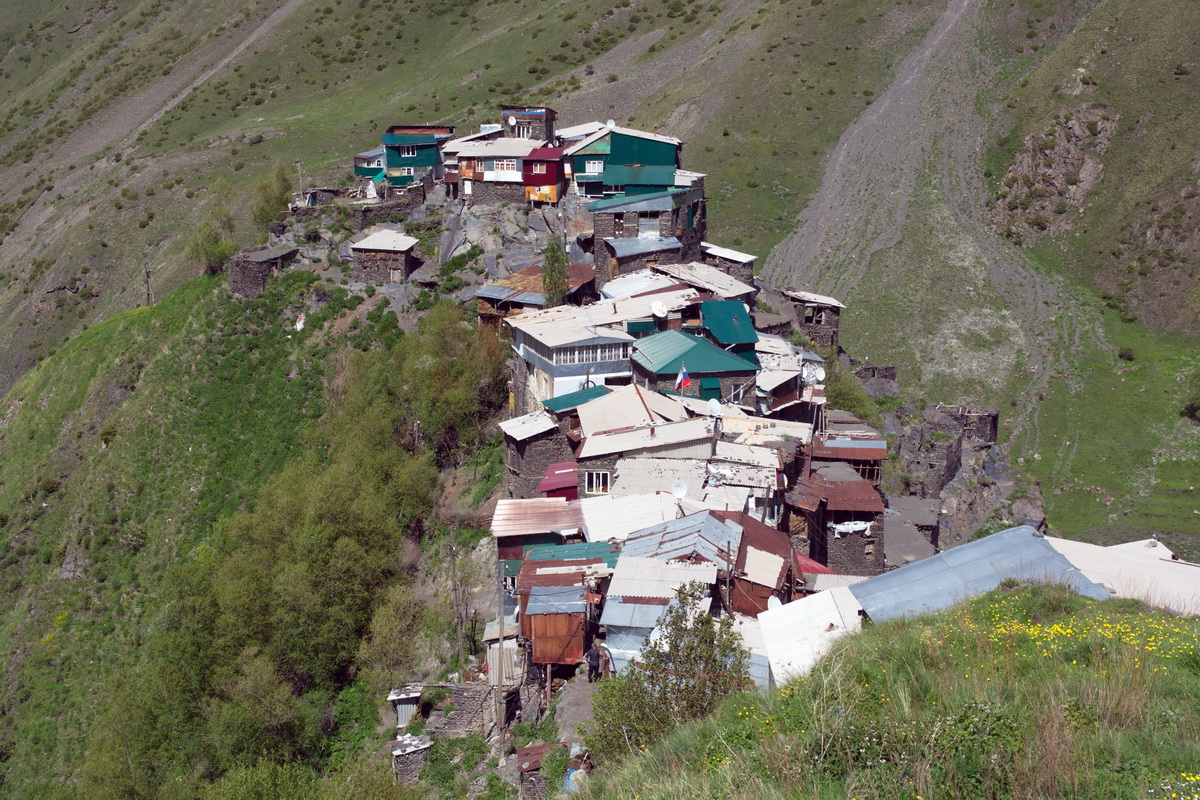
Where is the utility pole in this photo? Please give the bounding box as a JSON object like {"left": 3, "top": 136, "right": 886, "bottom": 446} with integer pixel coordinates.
{"left": 144, "top": 265, "right": 154, "bottom": 307}
{"left": 494, "top": 556, "right": 506, "bottom": 738}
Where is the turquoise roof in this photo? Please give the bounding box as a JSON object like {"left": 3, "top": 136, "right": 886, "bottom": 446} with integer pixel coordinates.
{"left": 701, "top": 301, "right": 758, "bottom": 345}
{"left": 631, "top": 329, "right": 758, "bottom": 375}
{"left": 587, "top": 188, "right": 686, "bottom": 213}
{"left": 541, "top": 385, "right": 611, "bottom": 413}
{"left": 526, "top": 542, "right": 619, "bottom": 567}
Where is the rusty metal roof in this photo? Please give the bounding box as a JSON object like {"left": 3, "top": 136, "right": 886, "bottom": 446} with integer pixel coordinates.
{"left": 490, "top": 498, "right": 585, "bottom": 539}
{"left": 516, "top": 557, "right": 609, "bottom": 593}
{"left": 621, "top": 510, "right": 742, "bottom": 566}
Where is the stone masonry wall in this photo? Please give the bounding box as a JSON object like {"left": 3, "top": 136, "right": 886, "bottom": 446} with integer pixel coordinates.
{"left": 636, "top": 369, "right": 755, "bottom": 404}
{"left": 818, "top": 517, "right": 885, "bottom": 575}
{"left": 469, "top": 181, "right": 526, "bottom": 206}
{"left": 505, "top": 429, "right": 575, "bottom": 499}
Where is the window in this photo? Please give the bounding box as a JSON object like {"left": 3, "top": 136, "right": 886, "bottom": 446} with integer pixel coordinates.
{"left": 399, "top": 145, "right": 417, "bottom": 157}
{"left": 585, "top": 160, "right": 605, "bottom": 174}
{"left": 532, "top": 163, "right": 547, "bottom": 174}
{"left": 585, "top": 471, "right": 611, "bottom": 495}
{"left": 553, "top": 343, "right": 629, "bottom": 365}
{"left": 515, "top": 122, "right": 533, "bottom": 138}
{"left": 398, "top": 167, "right": 414, "bottom": 176}
{"left": 493, "top": 158, "right": 517, "bottom": 172}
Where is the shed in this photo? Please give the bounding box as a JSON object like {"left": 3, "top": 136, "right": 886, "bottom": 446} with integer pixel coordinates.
{"left": 387, "top": 686, "right": 423, "bottom": 730}
{"left": 351, "top": 230, "right": 420, "bottom": 283}
{"left": 526, "top": 584, "right": 591, "bottom": 665}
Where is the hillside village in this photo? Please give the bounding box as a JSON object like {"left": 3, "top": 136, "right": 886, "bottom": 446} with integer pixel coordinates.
{"left": 221, "top": 106, "right": 1200, "bottom": 794}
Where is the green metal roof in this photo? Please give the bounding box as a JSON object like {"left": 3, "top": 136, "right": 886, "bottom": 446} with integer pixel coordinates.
{"left": 701, "top": 301, "right": 759, "bottom": 345}
{"left": 541, "top": 385, "right": 611, "bottom": 413}
{"left": 626, "top": 320, "right": 657, "bottom": 333}
{"left": 503, "top": 559, "right": 523, "bottom": 578}
{"left": 631, "top": 329, "right": 758, "bottom": 375}
{"left": 526, "top": 542, "right": 619, "bottom": 568}
{"left": 382, "top": 133, "right": 438, "bottom": 145}
{"left": 601, "top": 164, "right": 676, "bottom": 187}
{"left": 587, "top": 188, "right": 686, "bottom": 212}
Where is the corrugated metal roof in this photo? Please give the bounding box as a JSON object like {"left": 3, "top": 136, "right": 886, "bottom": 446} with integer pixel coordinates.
{"left": 631, "top": 329, "right": 757, "bottom": 375}
{"left": 526, "top": 584, "right": 588, "bottom": 615}
{"left": 498, "top": 410, "right": 558, "bottom": 441}
{"left": 490, "top": 497, "right": 584, "bottom": 538}
{"left": 809, "top": 573, "right": 870, "bottom": 591}
{"left": 653, "top": 264, "right": 755, "bottom": 301}
{"left": 576, "top": 416, "right": 713, "bottom": 459}
{"left": 517, "top": 558, "right": 609, "bottom": 592}
{"left": 354, "top": 147, "right": 385, "bottom": 159}
{"left": 599, "top": 270, "right": 680, "bottom": 300}
{"left": 700, "top": 241, "right": 758, "bottom": 264}
{"left": 527, "top": 541, "right": 620, "bottom": 568}
{"left": 611, "top": 458, "right": 709, "bottom": 500}
{"left": 1045, "top": 536, "right": 1200, "bottom": 615}
{"left": 755, "top": 370, "right": 796, "bottom": 391}
{"left": 781, "top": 289, "right": 846, "bottom": 308}
{"left": 535, "top": 461, "right": 578, "bottom": 493}
{"left": 700, "top": 300, "right": 758, "bottom": 345}
{"left": 579, "top": 492, "right": 712, "bottom": 542}
{"left": 557, "top": 121, "right": 608, "bottom": 140}
{"left": 527, "top": 146, "right": 564, "bottom": 160}
{"left": 599, "top": 595, "right": 672, "bottom": 628}
{"left": 812, "top": 437, "right": 888, "bottom": 462}
{"left": 456, "top": 138, "right": 543, "bottom": 157}
{"left": 576, "top": 383, "right": 687, "bottom": 437}
{"left": 542, "top": 386, "right": 611, "bottom": 414}
{"left": 758, "top": 586, "right": 863, "bottom": 682}
{"left": 849, "top": 526, "right": 1111, "bottom": 622}
{"left": 351, "top": 230, "right": 418, "bottom": 252}
{"left": 506, "top": 288, "right": 700, "bottom": 348}
{"left": 605, "top": 236, "right": 681, "bottom": 258}
{"left": 621, "top": 511, "right": 742, "bottom": 566}
{"left": 606, "top": 556, "right": 717, "bottom": 598}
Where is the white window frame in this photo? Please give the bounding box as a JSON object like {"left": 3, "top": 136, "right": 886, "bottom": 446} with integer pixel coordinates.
{"left": 493, "top": 158, "right": 517, "bottom": 172}
{"left": 585, "top": 470, "right": 611, "bottom": 495}
{"left": 399, "top": 144, "right": 417, "bottom": 157}
{"left": 532, "top": 162, "right": 547, "bottom": 174}
{"left": 585, "top": 159, "right": 605, "bottom": 174}
{"left": 398, "top": 167, "right": 414, "bottom": 176}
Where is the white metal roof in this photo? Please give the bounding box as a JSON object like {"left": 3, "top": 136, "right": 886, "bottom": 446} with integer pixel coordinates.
{"left": 781, "top": 289, "right": 846, "bottom": 308}
{"left": 606, "top": 556, "right": 716, "bottom": 598}
{"left": 556, "top": 121, "right": 608, "bottom": 140}
{"left": 1045, "top": 536, "right": 1200, "bottom": 615}
{"left": 702, "top": 484, "right": 751, "bottom": 512}
{"left": 758, "top": 586, "right": 863, "bottom": 683}
{"left": 498, "top": 410, "right": 558, "bottom": 441}
{"left": 442, "top": 129, "right": 501, "bottom": 153}
{"left": 576, "top": 384, "right": 687, "bottom": 437}
{"left": 351, "top": 230, "right": 419, "bottom": 252}
{"left": 743, "top": 547, "right": 787, "bottom": 587}
{"left": 577, "top": 416, "right": 714, "bottom": 459}
{"left": 599, "top": 270, "right": 680, "bottom": 300}
{"left": 672, "top": 394, "right": 750, "bottom": 417}
{"left": 808, "top": 573, "right": 871, "bottom": 591}
{"left": 506, "top": 288, "right": 700, "bottom": 348}
{"left": 723, "top": 416, "right": 812, "bottom": 446}
{"left": 611, "top": 458, "right": 709, "bottom": 500}
{"left": 651, "top": 262, "right": 756, "bottom": 299}
{"left": 755, "top": 370, "right": 796, "bottom": 392}
{"left": 701, "top": 241, "right": 758, "bottom": 264}
{"left": 674, "top": 169, "right": 707, "bottom": 187}
{"left": 455, "top": 138, "right": 544, "bottom": 158}
{"left": 580, "top": 492, "right": 709, "bottom": 542}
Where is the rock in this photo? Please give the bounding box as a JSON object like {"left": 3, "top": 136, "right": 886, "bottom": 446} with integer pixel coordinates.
{"left": 500, "top": 217, "right": 524, "bottom": 240}
{"left": 861, "top": 377, "right": 901, "bottom": 398}
{"left": 527, "top": 210, "right": 549, "bottom": 233}
{"left": 483, "top": 253, "right": 499, "bottom": 278}
{"left": 542, "top": 208, "right": 561, "bottom": 235}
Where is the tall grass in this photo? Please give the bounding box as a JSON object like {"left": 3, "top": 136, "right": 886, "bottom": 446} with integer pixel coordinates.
{"left": 575, "top": 585, "right": 1200, "bottom": 800}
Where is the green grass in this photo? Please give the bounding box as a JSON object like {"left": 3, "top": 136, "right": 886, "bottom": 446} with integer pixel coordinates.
{"left": 574, "top": 584, "right": 1200, "bottom": 800}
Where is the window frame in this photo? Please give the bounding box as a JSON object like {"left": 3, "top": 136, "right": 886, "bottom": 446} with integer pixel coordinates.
{"left": 585, "top": 159, "right": 605, "bottom": 174}
{"left": 585, "top": 470, "right": 611, "bottom": 495}
{"left": 531, "top": 162, "right": 547, "bottom": 175}
{"left": 398, "top": 144, "right": 417, "bottom": 158}
{"left": 493, "top": 158, "right": 518, "bottom": 172}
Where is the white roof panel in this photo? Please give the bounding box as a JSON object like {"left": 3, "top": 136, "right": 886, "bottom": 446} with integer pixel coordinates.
{"left": 580, "top": 492, "right": 714, "bottom": 542}
{"left": 1046, "top": 536, "right": 1200, "bottom": 615}
{"left": 351, "top": 230, "right": 419, "bottom": 252}
{"left": 599, "top": 270, "right": 680, "bottom": 300}
{"left": 456, "top": 138, "right": 544, "bottom": 158}
{"left": 758, "top": 586, "right": 863, "bottom": 683}
{"left": 557, "top": 121, "right": 608, "bottom": 140}
{"left": 809, "top": 573, "right": 871, "bottom": 591}
{"left": 743, "top": 547, "right": 787, "bottom": 587}
{"left": 507, "top": 288, "right": 700, "bottom": 348}
{"left": 576, "top": 384, "right": 687, "bottom": 438}
{"left": 701, "top": 241, "right": 758, "bottom": 264}
{"left": 782, "top": 289, "right": 846, "bottom": 309}
{"left": 498, "top": 410, "right": 558, "bottom": 441}
{"left": 611, "top": 458, "right": 709, "bottom": 500}
{"left": 577, "top": 416, "right": 714, "bottom": 459}
{"left": 651, "top": 261, "right": 756, "bottom": 299}
{"left": 607, "top": 556, "right": 716, "bottom": 598}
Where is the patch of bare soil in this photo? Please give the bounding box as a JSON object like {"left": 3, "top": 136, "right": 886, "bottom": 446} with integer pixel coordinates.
{"left": 330, "top": 293, "right": 385, "bottom": 335}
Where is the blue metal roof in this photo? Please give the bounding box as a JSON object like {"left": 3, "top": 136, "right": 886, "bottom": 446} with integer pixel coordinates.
{"left": 849, "top": 526, "right": 1112, "bottom": 622}
{"left": 526, "top": 585, "right": 588, "bottom": 615}
{"left": 622, "top": 511, "right": 742, "bottom": 566}
{"left": 599, "top": 596, "right": 673, "bottom": 629}
{"left": 605, "top": 237, "right": 681, "bottom": 258}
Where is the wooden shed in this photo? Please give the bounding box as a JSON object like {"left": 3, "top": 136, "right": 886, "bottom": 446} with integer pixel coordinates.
{"left": 525, "top": 584, "right": 592, "bottom": 665}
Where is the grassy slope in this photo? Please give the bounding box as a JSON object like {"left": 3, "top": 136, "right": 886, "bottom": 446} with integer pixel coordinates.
{"left": 983, "top": 0, "right": 1200, "bottom": 548}
{"left": 0, "top": 271, "right": 346, "bottom": 790}
{"left": 576, "top": 585, "right": 1200, "bottom": 800}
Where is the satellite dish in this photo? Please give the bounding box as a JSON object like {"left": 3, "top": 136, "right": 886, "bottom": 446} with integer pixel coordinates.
{"left": 606, "top": 119, "right": 616, "bottom": 129}
{"left": 670, "top": 480, "right": 688, "bottom": 499}
{"left": 707, "top": 398, "right": 721, "bottom": 417}
{"left": 814, "top": 366, "right": 827, "bottom": 382}
{"left": 742, "top": 302, "right": 751, "bottom": 314}
{"left": 507, "top": 115, "right": 517, "bottom": 127}
{"left": 766, "top": 596, "right": 783, "bottom": 610}
{"left": 651, "top": 301, "right": 668, "bottom": 318}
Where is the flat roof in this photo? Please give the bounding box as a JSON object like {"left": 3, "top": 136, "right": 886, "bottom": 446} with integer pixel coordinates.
{"left": 351, "top": 230, "right": 418, "bottom": 252}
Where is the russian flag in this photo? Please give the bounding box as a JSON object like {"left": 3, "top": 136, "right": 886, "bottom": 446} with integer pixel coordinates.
{"left": 675, "top": 364, "right": 690, "bottom": 391}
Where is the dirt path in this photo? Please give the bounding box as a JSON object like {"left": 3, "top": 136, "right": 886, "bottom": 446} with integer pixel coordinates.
{"left": 761, "top": 0, "right": 1104, "bottom": 443}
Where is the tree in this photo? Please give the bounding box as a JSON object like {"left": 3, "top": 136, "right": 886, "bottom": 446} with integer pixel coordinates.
{"left": 251, "top": 162, "right": 294, "bottom": 229}
{"left": 187, "top": 221, "right": 238, "bottom": 274}
{"left": 541, "top": 240, "right": 569, "bottom": 309}
{"left": 584, "top": 582, "right": 750, "bottom": 762}
{"left": 203, "top": 176, "right": 237, "bottom": 239}
{"left": 1182, "top": 370, "right": 1200, "bottom": 422}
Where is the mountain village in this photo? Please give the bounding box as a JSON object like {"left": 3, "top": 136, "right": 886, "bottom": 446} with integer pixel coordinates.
{"left": 224, "top": 105, "right": 1198, "bottom": 795}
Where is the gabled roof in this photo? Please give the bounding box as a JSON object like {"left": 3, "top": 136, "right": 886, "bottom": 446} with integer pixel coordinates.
{"left": 526, "top": 146, "right": 564, "bottom": 160}
{"left": 654, "top": 263, "right": 756, "bottom": 301}
{"left": 576, "top": 383, "right": 687, "bottom": 437}
{"left": 700, "top": 300, "right": 759, "bottom": 345}
{"left": 474, "top": 263, "right": 594, "bottom": 306}
{"left": 354, "top": 147, "right": 385, "bottom": 159}
{"left": 563, "top": 124, "right": 682, "bottom": 157}
{"left": 556, "top": 121, "right": 608, "bottom": 140}
{"left": 631, "top": 329, "right": 758, "bottom": 376}
{"left": 621, "top": 510, "right": 742, "bottom": 566}
{"left": 1044, "top": 536, "right": 1200, "bottom": 615}
{"left": 576, "top": 416, "right": 714, "bottom": 459}
{"left": 350, "top": 230, "right": 419, "bottom": 253}
{"left": 848, "top": 525, "right": 1111, "bottom": 622}
{"left": 599, "top": 270, "right": 680, "bottom": 300}
{"left": 506, "top": 288, "right": 700, "bottom": 348}
{"left": 490, "top": 498, "right": 584, "bottom": 539}
{"left": 456, "top": 138, "right": 544, "bottom": 158}
{"left": 605, "top": 236, "right": 681, "bottom": 259}
{"left": 535, "top": 461, "right": 578, "bottom": 493}
{"left": 606, "top": 556, "right": 717, "bottom": 598}
{"left": 542, "top": 385, "right": 611, "bottom": 414}
{"left": 588, "top": 188, "right": 697, "bottom": 213}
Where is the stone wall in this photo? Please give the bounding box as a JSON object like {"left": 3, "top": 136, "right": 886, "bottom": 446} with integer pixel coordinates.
{"left": 228, "top": 245, "right": 297, "bottom": 299}
{"left": 852, "top": 362, "right": 898, "bottom": 382}
{"left": 937, "top": 404, "right": 1000, "bottom": 445}
{"left": 573, "top": 453, "right": 621, "bottom": 500}
{"left": 468, "top": 181, "right": 525, "bottom": 206}
{"left": 352, "top": 186, "right": 427, "bottom": 230}
{"left": 505, "top": 428, "right": 575, "bottom": 499}
{"left": 815, "top": 517, "right": 885, "bottom": 575}
{"left": 393, "top": 747, "right": 429, "bottom": 782}
{"left": 793, "top": 303, "right": 840, "bottom": 348}
{"left": 352, "top": 250, "right": 414, "bottom": 284}
{"left": 896, "top": 409, "right": 965, "bottom": 498}
{"left": 635, "top": 368, "right": 755, "bottom": 405}
{"left": 706, "top": 253, "right": 754, "bottom": 285}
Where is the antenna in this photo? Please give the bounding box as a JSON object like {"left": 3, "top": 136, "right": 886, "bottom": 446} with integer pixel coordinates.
{"left": 766, "top": 596, "right": 783, "bottom": 610}
{"left": 670, "top": 480, "right": 688, "bottom": 499}
{"left": 707, "top": 398, "right": 721, "bottom": 417}
{"left": 651, "top": 300, "right": 668, "bottom": 318}
{"left": 814, "top": 366, "right": 827, "bottom": 382}
{"left": 606, "top": 119, "right": 616, "bottom": 129}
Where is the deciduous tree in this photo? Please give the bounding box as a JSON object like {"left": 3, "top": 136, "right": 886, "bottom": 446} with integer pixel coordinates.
{"left": 541, "top": 240, "right": 569, "bottom": 309}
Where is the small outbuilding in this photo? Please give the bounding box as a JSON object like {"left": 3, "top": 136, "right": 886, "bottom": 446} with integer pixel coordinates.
{"left": 350, "top": 229, "right": 420, "bottom": 283}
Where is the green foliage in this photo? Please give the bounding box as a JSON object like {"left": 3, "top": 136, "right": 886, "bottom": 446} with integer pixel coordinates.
{"left": 585, "top": 582, "right": 749, "bottom": 763}
{"left": 186, "top": 221, "right": 238, "bottom": 274}
{"left": 419, "top": 734, "right": 489, "bottom": 794}
{"left": 1181, "top": 370, "right": 1200, "bottom": 422}
{"left": 251, "top": 161, "right": 295, "bottom": 229}
{"left": 817, "top": 347, "right": 882, "bottom": 428}
{"left": 540, "top": 746, "right": 570, "bottom": 792}
{"left": 541, "top": 241, "right": 569, "bottom": 309}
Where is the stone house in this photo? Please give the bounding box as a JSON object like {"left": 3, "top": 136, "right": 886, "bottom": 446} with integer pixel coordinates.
{"left": 458, "top": 137, "right": 544, "bottom": 204}
{"left": 229, "top": 245, "right": 299, "bottom": 299}
{"left": 498, "top": 409, "right": 576, "bottom": 500}
{"left": 701, "top": 241, "right": 758, "bottom": 286}
{"left": 589, "top": 188, "right": 707, "bottom": 287}
{"left": 500, "top": 104, "right": 557, "bottom": 142}
{"left": 349, "top": 229, "right": 420, "bottom": 283}
{"left": 785, "top": 460, "right": 886, "bottom": 575}
{"left": 782, "top": 289, "right": 844, "bottom": 349}
{"left": 629, "top": 329, "right": 758, "bottom": 404}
